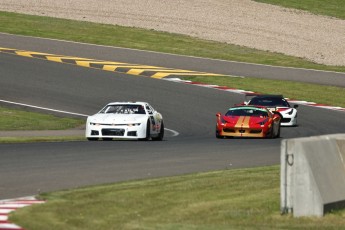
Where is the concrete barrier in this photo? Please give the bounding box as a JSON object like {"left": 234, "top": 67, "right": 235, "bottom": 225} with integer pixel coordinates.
{"left": 281, "top": 134, "right": 345, "bottom": 217}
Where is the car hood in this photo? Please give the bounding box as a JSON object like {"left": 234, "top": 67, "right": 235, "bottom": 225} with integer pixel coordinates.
{"left": 223, "top": 115, "right": 268, "bottom": 127}
{"left": 265, "top": 107, "right": 290, "bottom": 111}
{"left": 88, "top": 113, "right": 147, "bottom": 124}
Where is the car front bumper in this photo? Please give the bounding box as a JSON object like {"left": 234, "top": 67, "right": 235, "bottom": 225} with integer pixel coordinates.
{"left": 85, "top": 123, "right": 146, "bottom": 139}
{"left": 217, "top": 125, "right": 269, "bottom": 138}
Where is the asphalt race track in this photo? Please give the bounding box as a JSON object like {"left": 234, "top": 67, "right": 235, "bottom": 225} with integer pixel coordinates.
{"left": 0, "top": 34, "right": 344, "bottom": 199}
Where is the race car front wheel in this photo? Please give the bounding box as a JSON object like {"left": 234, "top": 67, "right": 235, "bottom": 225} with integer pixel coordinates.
{"left": 139, "top": 120, "right": 151, "bottom": 141}
{"left": 152, "top": 121, "right": 164, "bottom": 141}
{"left": 216, "top": 127, "right": 224, "bottom": 139}
{"left": 87, "top": 137, "right": 98, "bottom": 141}
{"left": 276, "top": 123, "right": 281, "bottom": 138}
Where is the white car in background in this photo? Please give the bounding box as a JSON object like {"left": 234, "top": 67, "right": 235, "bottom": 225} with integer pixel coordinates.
{"left": 86, "top": 102, "right": 164, "bottom": 141}
{"left": 244, "top": 94, "right": 298, "bottom": 127}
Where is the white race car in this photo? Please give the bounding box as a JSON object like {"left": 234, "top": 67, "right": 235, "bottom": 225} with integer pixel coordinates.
{"left": 86, "top": 102, "right": 164, "bottom": 141}
{"left": 244, "top": 94, "right": 298, "bottom": 126}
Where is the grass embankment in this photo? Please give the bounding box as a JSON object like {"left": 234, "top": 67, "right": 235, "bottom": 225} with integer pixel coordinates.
{"left": 10, "top": 165, "right": 345, "bottom": 229}
{"left": 255, "top": 0, "right": 345, "bottom": 20}
{"left": 181, "top": 76, "right": 345, "bottom": 108}
{"left": 0, "top": 106, "right": 85, "bottom": 143}
{"left": 0, "top": 107, "right": 83, "bottom": 130}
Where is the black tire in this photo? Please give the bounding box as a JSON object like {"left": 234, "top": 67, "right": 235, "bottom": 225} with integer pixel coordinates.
{"left": 268, "top": 122, "right": 280, "bottom": 138}
{"left": 268, "top": 126, "right": 275, "bottom": 139}
{"left": 87, "top": 138, "right": 98, "bottom": 141}
{"left": 139, "top": 120, "right": 151, "bottom": 141}
{"left": 152, "top": 122, "right": 164, "bottom": 141}
{"left": 276, "top": 123, "right": 281, "bottom": 138}
{"left": 216, "top": 127, "right": 224, "bottom": 139}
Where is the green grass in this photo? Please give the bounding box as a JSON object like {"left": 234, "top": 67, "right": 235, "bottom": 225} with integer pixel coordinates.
{"left": 255, "top": 0, "right": 345, "bottom": 19}
{"left": 1, "top": 11, "right": 345, "bottom": 73}
{"left": 0, "top": 106, "right": 84, "bottom": 130}
{"left": 0, "top": 136, "right": 85, "bottom": 143}
{"left": 10, "top": 165, "right": 345, "bottom": 230}
{"left": 181, "top": 76, "right": 345, "bottom": 108}
{"left": 0, "top": 106, "right": 85, "bottom": 143}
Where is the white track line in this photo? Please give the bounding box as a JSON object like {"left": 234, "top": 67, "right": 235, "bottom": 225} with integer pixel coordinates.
{"left": 165, "top": 128, "right": 179, "bottom": 137}
{"left": 0, "top": 99, "right": 88, "bottom": 117}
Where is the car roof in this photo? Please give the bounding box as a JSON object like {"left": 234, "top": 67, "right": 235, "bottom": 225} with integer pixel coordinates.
{"left": 229, "top": 105, "right": 268, "bottom": 110}
{"left": 106, "top": 101, "right": 148, "bottom": 105}
{"left": 249, "top": 94, "right": 284, "bottom": 99}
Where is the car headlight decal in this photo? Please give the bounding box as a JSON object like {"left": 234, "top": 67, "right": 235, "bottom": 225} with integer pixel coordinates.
{"left": 127, "top": 123, "right": 141, "bottom": 127}
{"left": 258, "top": 118, "right": 268, "bottom": 126}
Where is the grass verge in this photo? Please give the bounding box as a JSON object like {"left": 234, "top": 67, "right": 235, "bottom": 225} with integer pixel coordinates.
{"left": 180, "top": 76, "right": 345, "bottom": 108}
{"left": 0, "top": 136, "right": 85, "bottom": 144}
{"left": 254, "top": 0, "right": 345, "bottom": 19}
{"left": 10, "top": 165, "right": 345, "bottom": 229}
{"left": 0, "top": 11, "right": 345, "bottom": 73}
{"left": 0, "top": 107, "right": 84, "bottom": 130}
{"left": 0, "top": 106, "right": 85, "bottom": 143}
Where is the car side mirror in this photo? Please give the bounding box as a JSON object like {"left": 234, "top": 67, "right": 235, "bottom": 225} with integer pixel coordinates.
{"left": 216, "top": 113, "right": 221, "bottom": 117}
{"left": 273, "top": 113, "right": 281, "bottom": 121}
{"left": 294, "top": 104, "right": 299, "bottom": 108}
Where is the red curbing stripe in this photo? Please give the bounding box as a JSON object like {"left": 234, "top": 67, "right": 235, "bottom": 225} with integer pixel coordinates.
{"left": 214, "top": 86, "right": 236, "bottom": 90}
{"left": 0, "top": 197, "right": 45, "bottom": 230}
{"left": 5, "top": 201, "right": 44, "bottom": 205}
{"left": 0, "top": 227, "right": 24, "bottom": 230}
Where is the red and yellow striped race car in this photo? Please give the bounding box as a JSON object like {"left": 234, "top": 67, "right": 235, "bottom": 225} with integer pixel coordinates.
{"left": 216, "top": 106, "right": 281, "bottom": 138}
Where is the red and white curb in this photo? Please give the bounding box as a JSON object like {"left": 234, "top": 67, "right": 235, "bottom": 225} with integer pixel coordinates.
{"left": 0, "top": 197, "right": 45, "bottom": 230}
{"left": 164, "top": 78, "right": 345, "bottom": 112}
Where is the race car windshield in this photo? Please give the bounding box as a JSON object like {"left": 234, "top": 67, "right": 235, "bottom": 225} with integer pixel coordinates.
{"left": 249, "top": 97, "right": 289, "bottom": 107}
{"left": 100, "top": 105, "right": 146, "bottom": 114}
{"left": 226, "top": 108, "right": 268, "bottom": 117}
